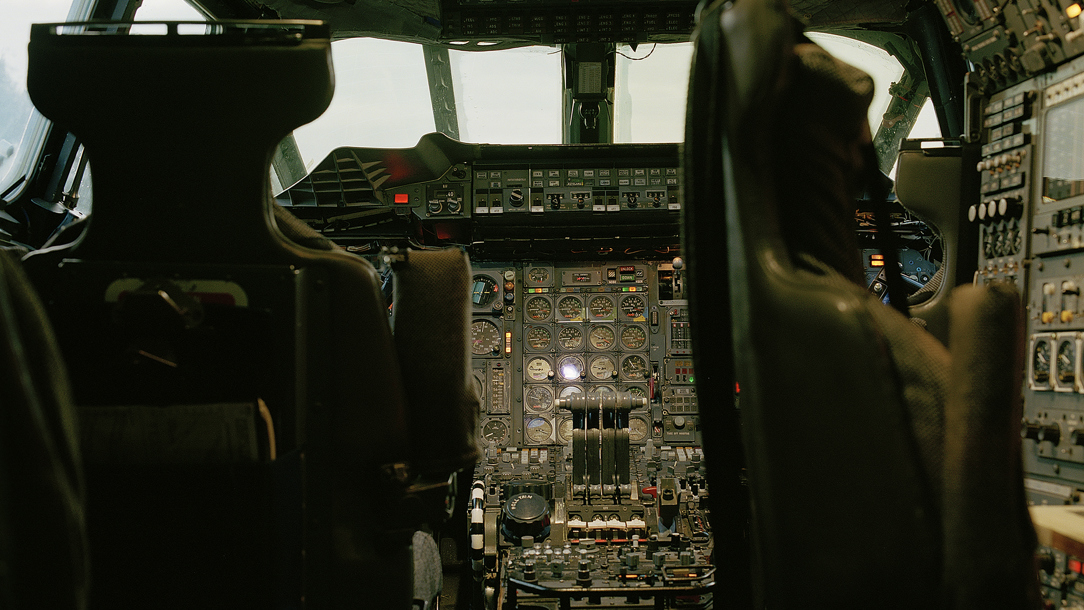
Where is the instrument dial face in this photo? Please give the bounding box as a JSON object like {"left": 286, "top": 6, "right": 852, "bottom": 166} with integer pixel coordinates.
{"left": 624, "top": 384, "right": 648, "bottom": 400}
{"left": 589, "top": 325, "right": 616, "bottom": 350}
{"left": 629, "top": 417, "right": 649, "bottom": 442}
{"left": 557, "top": 355, "right": 584, "bottom": 381}
{"left": 527, "top": 267, "right": 551, "bottom": 285}
{"left": 525, "top": 385, "right": 554, "bottom": 412}
{"left": 524, "top": 325, "right": 552, "bottom": 351}
{"left": 620, "top": 295, "right": 646, "bottom": 320}
{"left": 559, "top": 385, "right": 584, "bottom": 399}
{"left": 525, "top": 296, "right": 553, "bottom": 322}
{"left": 526, "top": 357, "right": 554, "bottom": 382}
{"left": 588, "top": 296, "right": 615, "bottom": 321}
{"left": 470, "top": 319, "right": 502, "bottom": 356}
{"left": 525, "top": 417, "right": 553, "bottom": 444}
{"left": 621, "top": 354, "right": 648, "bottom": 380}
{"left": 620, "top": 324, "right": 648, "bottom": 350}
{"left": 558, "top": 418, "right": 574, "bottom": 444}
{"left": 481, "top": 419, "right": 509, "bottom": 445}
{"left": 557, "top": 296, "right": 585, "bottom": 321}
{"left": 588, "top": 355, "right": 617, "bottom": 381}
{"left": 588, "top": 385, "right": 616, "bottom": 398}
{"left": 1058, "top": 339, "right": 1076, "bottom": 386}
{"left": 1033, "top": 340, "right": 1051, "bottom": 386}
{"left": 471, "top": 275, "right": 499, "bottom": 308}
{"left": 558, "top": 325, "right": 584, "bottom": 350}
{"left": 472, "top": 374, "right": 484, "bottom": 402}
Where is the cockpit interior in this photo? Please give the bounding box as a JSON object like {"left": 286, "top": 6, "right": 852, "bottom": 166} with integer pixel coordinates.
{"left": 2, "top": 0, "right": 1083, "bottom": 607}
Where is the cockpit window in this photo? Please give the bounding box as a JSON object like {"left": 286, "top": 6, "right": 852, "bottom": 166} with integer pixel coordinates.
{"left": 449, "top": 46, "right": 563, "bottom": 144}
{"left": 292, "top": 39, "right": 437, "bottom": 168}
{"left": 0, "top": 0, "right": 84, "bottom": 200}
{"left": 614, "top": 43, "right": 694, "bottom": 143}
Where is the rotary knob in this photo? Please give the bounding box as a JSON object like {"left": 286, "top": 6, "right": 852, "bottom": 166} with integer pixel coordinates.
{"left": 501, "top": 492, "right": 551, "bottom": 544}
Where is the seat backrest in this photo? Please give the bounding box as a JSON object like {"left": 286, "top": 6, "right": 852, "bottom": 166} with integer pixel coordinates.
{"left": 21, "top": 20, "right": 440, "bottom": 608}
{"left": 0, "top": 250, "right": 87, "bottom": 610}
{"left": 683, "top": 0, "right": 1037, "bottom": 605}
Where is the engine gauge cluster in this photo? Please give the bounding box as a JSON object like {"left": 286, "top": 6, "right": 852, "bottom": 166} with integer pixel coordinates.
{"left": 1031, "top": 333, "right": 1055, "bottom": 391}
{"left": 470, "top": 261, "right": 697, "bottom": 448}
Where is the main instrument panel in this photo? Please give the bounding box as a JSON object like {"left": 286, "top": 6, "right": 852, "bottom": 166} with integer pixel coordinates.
{"left": 467, "top": 259, "right": 709, "bottom": 609}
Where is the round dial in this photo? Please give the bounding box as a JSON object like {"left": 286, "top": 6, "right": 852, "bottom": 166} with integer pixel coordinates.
{"left": 621, "top": 354, "right": 648, "bottom": 380}
{"left": 1058, "top": 339, "right": 1076, "bottom": 386}
{"left": 526, "top": 357, "right": 554, "bottom": 381}
{"left": 588, "top": 355, "right": 617, "bottom": 381}
{"left": 558, "top": 325, "right": 584, "bottom": 350}
{"left": 559, "top": 385, "right": 584, "bottom": 399}
{"left": 525, "top": 417, "right": 553, "bottom": 443}
{"left": 589, "top": 325, "right": 616, "bottom": 350}
{"left": 558, "top": 418, "right": 574, "bottom": 443}
{"left": 471, "top": 275, "right": 499, "bottom": 308}
{"left": 470, "top": 319, "right": 502, "bottom": 356}
{"left": 625, "top": 385, "right": 648, "bottom": 400}
{"left": 557, "top": 355, "right": 584, "bottom": 381}
{"left": 588, "top": 385, "right": 616, "bottom": 399}
{"left": 557, "top": 296, "right": 584, "bottom": 321}
{"left": 629, "top": 418, "right": 649, "bottom": 442}
{"left": 525, "top": 325, "right": 552, "bottom": 351}
{"left": 527, "top": 267, "right": 550, "bottom": 284}
{"left": 525, "top": 385, "right": 554, "bottom": 412}
{"left": 621, "top": 325, "right": 648, "bottom": 350}
{"left": 1033, "top": 341, "right": 1051, "bottom": 386}
{"left": 481, "top": 419, "right": 509, "bottom": 444}
{"left": 620, "top": 295, "right": 646, "bottom": 320}
{"left": 588, "top": 296, "right": 615, "bottom": 320}
{"left": 525, "top": 296, "right": 552, "bottom": 322}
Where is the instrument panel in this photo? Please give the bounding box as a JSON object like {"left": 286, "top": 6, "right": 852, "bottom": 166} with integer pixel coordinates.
{"left": 470, "top": 260, "right": 696, "bottom": 451}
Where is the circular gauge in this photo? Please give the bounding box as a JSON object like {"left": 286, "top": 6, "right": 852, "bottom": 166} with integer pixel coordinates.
{"left": 1033, "top": 341, "right": 1051, "bottom": 386}
{"left": 624, "top": 384, "right": 648, "bottom": 400}
{"left": 621, "top": 325, "right": 648, "bottom": 350}
{"left": 471, "top": 275, "right": 499, "bottom": 308}
{"left": 589, "top": 325, "right": 616, "bottom": 350}
{"left": 527, "top": 267, "right": 550, "bottom": 285}
{"left": 621, "top": 354, "right": 648, "bottom": 380}
{"left": 558, "top": 325, "right": 584, "bottom": 350}
{"left": 557, "top": 296, "right": 584, "bottom": 321}
{"left": 481, "top": 419, "right": 509, "bottom": 445}
{"left": 620, "top": 295, "right": 646, "bottom": 320}
{"left": 557, "top": 355, "right": 584, "bottom": 381}
{"left": 629, "top": 418, "right": 649, "bottom": 442}
{"left": 588, "top": 296, "right": 615, "bottom": 320}
{"left": 525, "top": 385, "right": 554, "bottom": 412}
{"left": 525, "top": 325, "right": 552, "bottom": 351}
{"left": 588, "top": 385, "right": 616, "bottom": 400}
{"left": 471, "top": 319, "right": 502, "bottom": 356}
{"left": 559, "top": 385, "right": 584, "bottom": 399}
{"left": 1058, "top": 339, "right": 1076, "bottom": 386}
{"left": 526, "top": 356, "right": 554, "bottom": 382}
{"left": 588, "top": 355, "right": 617, "bottom": 381}
{"left": 525, "top": 296, "right": 553, "bottom": 322}
{"left": 557, "top": 418, "right": 574, "bottom": 443}
{"left": 525, "top": 417, "right": 553, "bottom": 444}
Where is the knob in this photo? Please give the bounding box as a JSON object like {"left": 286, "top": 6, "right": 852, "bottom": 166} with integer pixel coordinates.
{"left": 673, "top": 416, "right": 686, "bottom": 429}
{"left": 451, "top": 167, "right": 466, "bottom": 179}
{"left": 1039, "top": 423, "right": 1061, "bottom": 445}
{"left": 969, "top": 205, "right": 978, "bottom": 222}
{"left": 577, "top": 197, "right": 586, "bottom": 209}
{"left": 626, "top": 193, "right": 638, "bottom": 208}
{"left": 447, "top": 198, "right": 462, "bottom": 214}
{"left": 1071, "top": 428, "right": 1084, "bottom": 446}
{"left": 1038, "top": 550, "right": 1056, "bottom": 575}
{"left": 998, "top": 197, "right": 1023, "bottom": 218}
{"left": 501, "top": 492, "right": 551, "bottom": 544}
{"left": 576, "top": 560, "right": 592, "bottom": 586}
{"left": 1021, "top": 420, "right": 1041, "bottom": 441}
{"left": 509, "top": 188, "right": 524, "bottom": 207}
{"left": 986, "top": 200, "right": 998, "bottom": 219}
{"left": 427, "top": 200, "right": 442, "bottom": 214}
{"left": 549, "top": 194, "right": 561, "bottom": 210}
{"left": 523, "top": 561, "right": 537, "bottom": 582}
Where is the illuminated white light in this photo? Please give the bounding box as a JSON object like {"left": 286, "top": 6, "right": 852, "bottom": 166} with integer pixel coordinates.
{"left": 561, "top": 364, "right": 579, "bottom": 380}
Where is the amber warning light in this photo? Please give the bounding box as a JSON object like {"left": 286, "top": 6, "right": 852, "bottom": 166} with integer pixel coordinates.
{"left": 870, "top": 253, "right": 885, "bottom": 267}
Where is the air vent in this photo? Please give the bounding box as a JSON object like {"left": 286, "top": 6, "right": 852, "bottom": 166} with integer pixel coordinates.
{"left": 280, "top": 148, "right": 380, "bottom": 207}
